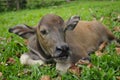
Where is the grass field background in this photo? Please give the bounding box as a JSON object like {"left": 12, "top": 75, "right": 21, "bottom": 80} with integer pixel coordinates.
{"left": 0, "top": 1, "right": 120, "bottom": 80}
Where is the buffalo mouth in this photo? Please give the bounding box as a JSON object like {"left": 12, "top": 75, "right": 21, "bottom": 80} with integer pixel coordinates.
{"left": 53, "top": 50, "right": 70, "bottom": 60}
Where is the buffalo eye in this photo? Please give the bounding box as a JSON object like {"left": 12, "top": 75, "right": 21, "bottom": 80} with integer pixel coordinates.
{"left": 40, "top": 30, "right": 48, "bottom": 35}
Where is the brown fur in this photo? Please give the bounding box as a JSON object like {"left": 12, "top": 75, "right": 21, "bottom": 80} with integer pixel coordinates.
{"left": 66, "top": 20, "right": 116, "bottom": 63}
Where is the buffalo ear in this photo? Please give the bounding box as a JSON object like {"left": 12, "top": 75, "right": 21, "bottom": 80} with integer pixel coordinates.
{"left": 9, "top": 24, "right": 36, "bottom": 39}
{"left": 64, "top": 15, "right": 80, "bottom": 32}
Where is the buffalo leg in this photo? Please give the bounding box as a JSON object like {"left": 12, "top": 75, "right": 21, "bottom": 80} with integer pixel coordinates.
{"left": 20, "top": 53, "right": 45, "bottom": 65}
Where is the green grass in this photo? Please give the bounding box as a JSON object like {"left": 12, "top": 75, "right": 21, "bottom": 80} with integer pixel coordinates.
{"left": 0, "top": 1, "right": 120, "bottom": 80}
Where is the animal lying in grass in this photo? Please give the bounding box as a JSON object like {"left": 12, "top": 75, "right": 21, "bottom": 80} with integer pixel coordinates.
{"left": 9, "top": 14, "right": 119, "bottom": 73}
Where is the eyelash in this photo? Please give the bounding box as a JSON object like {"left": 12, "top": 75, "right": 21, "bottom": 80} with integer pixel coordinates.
{"left": 40, "top": 30, "right": 48, "bottom": 35}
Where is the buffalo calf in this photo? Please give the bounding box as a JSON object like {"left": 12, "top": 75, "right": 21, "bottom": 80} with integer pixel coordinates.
{"left": 9, "top": 14, "right": 119, "bottom": 73}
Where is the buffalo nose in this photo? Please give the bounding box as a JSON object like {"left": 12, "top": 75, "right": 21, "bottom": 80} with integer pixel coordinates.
{"left": 56, "top": 45, "right": 69, "bottom": 52}
{"left": 54, "top": 44, "right": 70, "bottom": 58}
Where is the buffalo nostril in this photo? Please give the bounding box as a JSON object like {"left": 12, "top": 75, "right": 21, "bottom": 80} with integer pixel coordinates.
{"left": 56, "top": 46, "right": 62, "bottom": 51}
{"left": 56, "top": 45, "right": 69, "bottom": 52}
{"left": 61, "top": 45, "right": 69, "bottom": 51}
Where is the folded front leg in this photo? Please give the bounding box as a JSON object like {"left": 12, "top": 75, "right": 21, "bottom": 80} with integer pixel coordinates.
{"left": 20, "top": 53, "right": 45, "bottom": 65}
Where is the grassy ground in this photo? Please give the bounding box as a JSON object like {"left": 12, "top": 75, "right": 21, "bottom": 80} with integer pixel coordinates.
{"left": 0, "top": 1, "right": 120, "bottom": 80}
